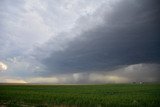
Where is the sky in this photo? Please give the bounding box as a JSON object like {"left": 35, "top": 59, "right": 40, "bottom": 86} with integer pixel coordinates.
{"left": 0, "top": 0, "right": 160, "bottom": 84}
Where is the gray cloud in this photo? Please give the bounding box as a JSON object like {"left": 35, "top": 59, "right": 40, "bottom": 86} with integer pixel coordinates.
{"left": 1, "top": 63, "right": 159, "bottom": 83}
{"left": 0, "top": 0, "right": 160, "bottom": 83}
{"left": 26, "top": 63, "right": 160, "bottom": 83}
{"left": 0, "top": 0, "right": 107, "bottom": 83}
{"left": 41, "top": 0, "right": 160, "bottom": 74}
{"left": 89, "top": 63, "right": 160, "bottom": 83}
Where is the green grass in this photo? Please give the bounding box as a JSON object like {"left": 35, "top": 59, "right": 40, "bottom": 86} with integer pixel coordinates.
{"left": 0, "top": 84, "right": 160, "bottom": 107}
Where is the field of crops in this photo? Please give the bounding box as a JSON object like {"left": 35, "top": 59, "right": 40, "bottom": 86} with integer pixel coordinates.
{"left": 0, "top": 84, "right": 160, "bottom": 107}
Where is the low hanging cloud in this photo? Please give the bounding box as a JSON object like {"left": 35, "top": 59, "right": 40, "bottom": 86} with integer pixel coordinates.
{"left": 24, "top": 63, "right": 159, "bottom": 84}
{"left": 0, "top": 62, "right": 8, "bottom": 71}
{"left": 38, "top": 0, "right": 160, "bottom": 75}
{"left": 0, "top": 63, "right": 159, "bottom": 83}
{"left": 89, "top": 63, "right": 160, "bottom": 83}
{"left": 0, "top": 0, "right": 160, "bottom": 83}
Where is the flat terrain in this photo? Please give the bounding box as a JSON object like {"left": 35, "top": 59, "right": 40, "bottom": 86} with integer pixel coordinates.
{"left": 0, "top": 84, "right": 160, "bottom": 107}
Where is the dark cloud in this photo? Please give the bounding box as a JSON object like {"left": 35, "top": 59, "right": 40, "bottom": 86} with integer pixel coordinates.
{"left": 42, "top": 0, "right": 160, "bottom": 74}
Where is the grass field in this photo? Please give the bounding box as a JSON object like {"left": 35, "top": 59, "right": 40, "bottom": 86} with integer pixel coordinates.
{"left": 0, "top": 84, "right": 160, "bottom": 107}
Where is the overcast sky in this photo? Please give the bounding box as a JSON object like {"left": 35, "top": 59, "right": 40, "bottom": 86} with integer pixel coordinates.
{"left": 0, "top": 0, "right": 160, "bottom": 84}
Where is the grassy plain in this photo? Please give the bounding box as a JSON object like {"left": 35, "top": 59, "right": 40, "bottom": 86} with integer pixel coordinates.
{"left": 0, "top": 84, "right": 160, "bottom": 107}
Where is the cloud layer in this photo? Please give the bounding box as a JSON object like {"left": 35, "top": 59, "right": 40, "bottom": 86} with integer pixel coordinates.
{"left": 0, "top": 0, "right": 160, "bottom": 83}
{"left": 41, "top": 0, "right": 160, "bottom": 74}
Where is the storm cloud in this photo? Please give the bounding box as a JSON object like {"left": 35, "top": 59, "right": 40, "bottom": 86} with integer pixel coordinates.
{"left": 0, "top": 0, "right": 160, "bottom": 83}
{"left": 41, "top": 0, "right": 160, "bottom": 74}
